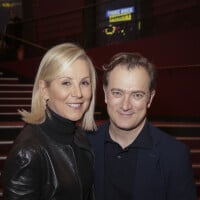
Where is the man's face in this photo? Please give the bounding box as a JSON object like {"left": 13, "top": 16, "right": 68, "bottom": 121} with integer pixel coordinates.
{"left": 104, "top": 65, "right": 155, "bottom": 132}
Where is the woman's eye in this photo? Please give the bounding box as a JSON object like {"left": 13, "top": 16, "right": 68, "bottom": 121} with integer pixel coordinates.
{"left": 81, "top": 80, "right": 90, "bottom": 86}
{"left": 62, "top": 81, "right": 71, "bottom": 86}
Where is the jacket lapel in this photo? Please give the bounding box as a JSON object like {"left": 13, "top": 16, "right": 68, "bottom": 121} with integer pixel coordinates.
{"left": 93, "top": 129, "right": 106, "bottom": 200}
{"left": 132, "top": 127, "right": 166, "bottom": 200}
{"left": 87, "top": 123, "right": 108, "bottom": 200}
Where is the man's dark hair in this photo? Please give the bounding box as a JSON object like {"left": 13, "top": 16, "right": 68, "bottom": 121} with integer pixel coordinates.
{"left": 103, "top": 52, "right": 157, "bottom": 92}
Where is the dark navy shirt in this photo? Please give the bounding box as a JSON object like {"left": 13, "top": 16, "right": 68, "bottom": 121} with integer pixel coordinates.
{"left": 104, "top": 122, "right": 153, "bottom": 200}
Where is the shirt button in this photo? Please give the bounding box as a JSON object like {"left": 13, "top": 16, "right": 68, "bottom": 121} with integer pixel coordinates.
{"left": 117, "top": 155, "right": 122, "bottom": 159}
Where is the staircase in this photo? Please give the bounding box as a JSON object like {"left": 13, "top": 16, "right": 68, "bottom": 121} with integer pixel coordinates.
{"left": 156, "top": 123, "right": 200, "bottom": 198}
{"left": 0, "top": 71, "right": 200, "bottom": 199}
{"left": 0, "top": 75, "right": 32, "bottom": 122}
{"left": 0, "top": 71, "right": 33, "bottom": 198}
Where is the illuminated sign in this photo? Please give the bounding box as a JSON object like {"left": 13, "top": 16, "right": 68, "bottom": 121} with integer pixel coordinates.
{"left": 0, "top": 1, "right": 21, "bottom": 8}
{"left": 109, "top": 13, "right": 132, "bottom": 23}
{"left": 106, "top": 7, "right": 134, "bottom": 17}
{"left": 104, "top": 25, "right": 117, "bottom": 35}
{"left": 0, "top": 3, "right": 14, "bottom": 7}
{"left": 106, "top": 6, "right": 134, "bottom": 23}
{"left": 103, "top": 25, "right": 126, "bottom": 36}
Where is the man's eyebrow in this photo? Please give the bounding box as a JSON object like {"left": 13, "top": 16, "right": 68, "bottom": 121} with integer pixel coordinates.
{"left": 111, "top": 88, "right": 123, "bottom": 91}
{"left": 111, "top": 88, "right": 145, "bottom": 93}
{"left": 132, "top": 91, "right": 146, "bottom": 94}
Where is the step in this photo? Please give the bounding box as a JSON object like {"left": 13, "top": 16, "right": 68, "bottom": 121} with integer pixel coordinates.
{"left": 0, "top": 77, "right": 19, "bottom": 84}
{"left": 0, "top": 113, "right": 22, "bottom": 121}
{"left": 196, "top": 182, "right": 200, "bottom": 199}
{"left": 0, "top": 84, "right": 33, "bottom": 91}
{"left": 193, "top": 164, "right": 200, "bottom": 184}
{"left": 0, "top": 97, "right": 31, "bottom": 104}
{"left": 0, "top": 141, "right": 14, "bottom": 156}
{"left": 0, "top": 156, "right": 7, "bottom": 173}
{"left": 162, "top": 127, "right": 200, "bottom": 137}
{"left": 177, "top": 137, "right": 200, "bottom": 149}
{"left": 190, "top": 150, "right": 200, "bottom": 163}
{"left": 0, "top": 188, "right": 2, "bottom": 199}
{"left": 0, "top": 104, "right": 31, "bottom": 112}
{"left": 0, "top": 123, "right": 23, "bottom": 140}
{"left": 0, "top": 91, "right": 32, "bottom": 98}
{"left": 154, "top": 122, "right": 200, "bottom": 137}
{"left": 153, "top": 121, "right": 200, "bottom": 128}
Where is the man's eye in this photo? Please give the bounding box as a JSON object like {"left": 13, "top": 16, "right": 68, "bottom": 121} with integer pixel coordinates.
{"left": 112, "top": 91, "right": 122, "bottom": 97}
{"left": 133, "top": 93, "right": 145, "bottom": 100}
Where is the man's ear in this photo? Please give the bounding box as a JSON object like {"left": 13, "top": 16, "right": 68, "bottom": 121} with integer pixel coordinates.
{"left": 147, "top": 90, "right": 156, "bottom": 108}
{"left": 39, "top": 80, "right": 49, "bottom": 100}
{"left": 103, "top": 86, "right": 108, "bottom": 104}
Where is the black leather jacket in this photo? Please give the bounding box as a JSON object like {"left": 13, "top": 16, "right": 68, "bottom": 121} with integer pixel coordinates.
{"left": 2, "top": 124, "right": 95, "bottom": 200}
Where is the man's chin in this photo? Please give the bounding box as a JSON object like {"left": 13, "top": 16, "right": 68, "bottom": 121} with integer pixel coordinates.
{"left": 116, "top": 123, "right": 135, "bottom": 132}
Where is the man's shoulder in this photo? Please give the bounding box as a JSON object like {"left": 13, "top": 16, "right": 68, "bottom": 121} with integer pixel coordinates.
{"left": 87, "top": 121, "right": 109, "bottom": 142}
{"left": 149, "top": 122, "right": 189, "bottom": 154}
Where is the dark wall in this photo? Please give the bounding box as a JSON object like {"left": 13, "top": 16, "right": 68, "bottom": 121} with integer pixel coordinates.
{"left": 87, "top": 27, "right": 200, "bottom": 121}
{"left": 1, "top": 27, "right": 200, "bottom": 121}
{"left": 20, "top": 0, "right": 200, "bottom": 51}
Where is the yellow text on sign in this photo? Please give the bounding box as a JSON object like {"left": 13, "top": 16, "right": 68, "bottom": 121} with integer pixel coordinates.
{"left": 109, "top": 13, "right": 132, "bottom": 23}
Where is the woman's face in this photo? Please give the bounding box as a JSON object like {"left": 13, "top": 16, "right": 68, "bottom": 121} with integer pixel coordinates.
{"left": 40, "top": 58, "right": 92, "bottom": 121}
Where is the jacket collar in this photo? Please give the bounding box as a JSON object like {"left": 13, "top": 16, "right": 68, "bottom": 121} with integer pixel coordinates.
{"left": 74, "top": 127, "right": 94, "bottom": 152}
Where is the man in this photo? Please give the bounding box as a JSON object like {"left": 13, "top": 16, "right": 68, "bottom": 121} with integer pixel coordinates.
{"left": 88, "top": 52, "right": 197, "bottom": 200}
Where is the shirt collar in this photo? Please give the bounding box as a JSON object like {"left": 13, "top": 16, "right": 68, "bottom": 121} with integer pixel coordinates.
{"left": 105, "top": 121, "right": 153, "bottom": 149}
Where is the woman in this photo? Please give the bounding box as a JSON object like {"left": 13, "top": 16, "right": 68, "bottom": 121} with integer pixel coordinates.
{"left": 1, "top": 43, "right": 97, "bottom": 200}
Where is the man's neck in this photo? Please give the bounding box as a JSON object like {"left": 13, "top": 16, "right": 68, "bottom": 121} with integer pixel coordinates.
{"left": 109, "top": 120, "right": 146, "bottom": 149}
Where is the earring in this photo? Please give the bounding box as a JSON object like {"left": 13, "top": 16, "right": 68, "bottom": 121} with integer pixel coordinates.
{"left": 42, "top": 98, "right": 48, "bottom": 109}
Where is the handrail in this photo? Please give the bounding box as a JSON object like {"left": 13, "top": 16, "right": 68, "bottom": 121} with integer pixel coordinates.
{"left": 158, "top": 64, "right": 200, "bottom": 70}
{"left": 2, "top": 33, "right": 47, "bottom": 51}
{"left": 95, "top": 63, "right": 200, "bottom": 72}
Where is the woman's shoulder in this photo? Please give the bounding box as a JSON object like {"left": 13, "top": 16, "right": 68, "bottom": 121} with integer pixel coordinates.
{"left": 10, "top": 124, "right": 47, "bottom": 156}
{"left": 15, "top": 124, "right": 41, "bottom": 143}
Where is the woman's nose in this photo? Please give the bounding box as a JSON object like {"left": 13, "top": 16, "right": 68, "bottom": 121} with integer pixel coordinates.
{"left": 71, "top": 85, "right": 82, "bottom": 98}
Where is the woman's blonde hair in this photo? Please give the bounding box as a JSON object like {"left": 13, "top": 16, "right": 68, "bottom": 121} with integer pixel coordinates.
{"left": 19, "top": 43, "right": 97, "bottom": 130}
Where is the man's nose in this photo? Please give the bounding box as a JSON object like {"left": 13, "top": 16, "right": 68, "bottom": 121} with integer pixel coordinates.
{"left": 121, "top": 95, "right": 132, "bottom": 110}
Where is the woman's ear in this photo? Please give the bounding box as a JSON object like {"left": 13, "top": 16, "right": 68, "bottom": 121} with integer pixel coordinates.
{"left": 147, "top": 90, "right": 156, "bottom": 108}
{"left": 39, "top": 80, "right": 49, "bottom": 101}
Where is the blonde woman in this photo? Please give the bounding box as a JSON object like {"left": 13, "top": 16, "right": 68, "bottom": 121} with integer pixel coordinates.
{"left": 2, "top": 43, "right": 96, "bottom": 200}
